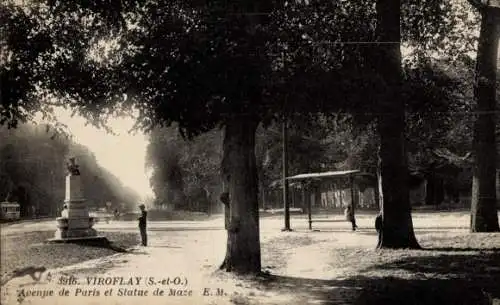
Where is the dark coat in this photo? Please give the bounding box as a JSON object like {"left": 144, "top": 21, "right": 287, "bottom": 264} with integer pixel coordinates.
{"left": 138, "top": 210, "right": 147, "bottom": 228}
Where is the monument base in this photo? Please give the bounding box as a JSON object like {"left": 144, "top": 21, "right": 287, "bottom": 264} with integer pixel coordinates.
{"left": 53, "top": 227, "right": 98, "bottom": 239}
{"left": 49, "top": 216, "right": 106, "bottom": 246}
{"left": 47, "top": 235, "right": 110, "bottom": 247}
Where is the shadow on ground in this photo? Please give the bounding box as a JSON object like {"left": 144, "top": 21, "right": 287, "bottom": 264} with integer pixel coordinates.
{"left": 245, "top": 249, "right": 500, "bottom": 305}
{"left": 146, "top": 227, "right": 225, "bottom": 232}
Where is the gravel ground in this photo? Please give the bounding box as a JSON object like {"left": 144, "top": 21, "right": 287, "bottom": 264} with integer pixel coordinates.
{"left": 2, "top": 213, "right": 499, "bottom": 305}
{"left": 211, "top": 231, "right": 500, "bottom": 305}
{"left": 0, "top": 230, "right": 138, "bottom": 276}
{"left": 261, "top": 234, "right": 316, "bottom": 272}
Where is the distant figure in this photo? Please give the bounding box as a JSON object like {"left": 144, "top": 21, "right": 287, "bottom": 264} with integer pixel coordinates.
{"left": 344, "top": 204, "right": 357, "bottom": 231}
{"left": 66, "top": 157, "right": 80, "bottom": 176}
{"left": 114, "top": 208, "right": 120, "bottom": 219}
{"left": 61, "top": 204, "right": 69, "bottom": 218}
{"left": 220, "top": 192, "right": 230, "bottom": 230}
{"left": 375, "top": 211, "right": 383, "bottom": 237}
{"left": 138, "top": 204, "right": 147, "bottom": 246}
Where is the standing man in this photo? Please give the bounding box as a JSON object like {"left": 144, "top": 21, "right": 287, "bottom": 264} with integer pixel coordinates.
{"left": 138, "top": 204, "right": 148, "bottom": 246}
{"left": 345, "top": 204, "right": 358, "bottom": 231}
{"left": 375, "top": 211, "right": 383, "bottom": 247}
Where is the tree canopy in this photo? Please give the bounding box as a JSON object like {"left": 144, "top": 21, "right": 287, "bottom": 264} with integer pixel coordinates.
{"left": 2, "top": 0, "right": 480, "bottom": 132}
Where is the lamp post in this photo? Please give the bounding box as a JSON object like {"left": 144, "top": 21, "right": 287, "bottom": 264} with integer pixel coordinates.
{"left": 279, "top": 44, "right": 292, "bottom": 232}
{"left": 282, "top": 114, "right": 291, "bottom": 231}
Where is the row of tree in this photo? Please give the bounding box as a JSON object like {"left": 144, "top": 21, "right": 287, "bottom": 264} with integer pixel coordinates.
{"left": 146, "top": 75, "right": 499, "bottom": 212}
{"left": 146, "top": 126, "right": 222, "bottom": 212}
{"left": 0, "top": 123, "right": 140, "bottom": 217}
{"left": 1, "top": 0, "right": 498, "bottom": 273}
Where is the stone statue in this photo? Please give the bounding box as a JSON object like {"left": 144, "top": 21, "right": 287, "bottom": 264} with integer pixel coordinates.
{"left": 66, "top": 157, "right": 80, "bottom": 176}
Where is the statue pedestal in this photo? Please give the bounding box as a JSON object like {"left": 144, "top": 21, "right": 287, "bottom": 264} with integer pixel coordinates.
{"left": 48, "top": 175, "right": 107, "bottom": 244}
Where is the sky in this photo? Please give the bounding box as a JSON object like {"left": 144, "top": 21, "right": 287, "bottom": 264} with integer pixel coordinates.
{"left": 40, "top": 108, "right": 154, "bottom": 200}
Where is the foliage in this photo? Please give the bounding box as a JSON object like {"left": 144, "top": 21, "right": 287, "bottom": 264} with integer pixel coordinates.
{"left": 146, "top": 125, "right": 222, "bottom": 212}
{"left": 145, "top": 127, "right": 185, "bottom": 208}
{"left": 0, "top": 1, "right": 415, "bottom": 131}
{"left": 1, "top": 0, "right": 485, "bottom": 137}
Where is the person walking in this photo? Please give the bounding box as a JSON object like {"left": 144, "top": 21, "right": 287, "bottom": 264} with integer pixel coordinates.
{"left": 344, "top": 204, "right": 358, "bottom": 231}
{"left": 138, "top": 204, "right": 148, "bottom": 246}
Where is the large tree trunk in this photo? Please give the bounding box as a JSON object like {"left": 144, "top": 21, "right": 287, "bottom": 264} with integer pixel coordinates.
{"left": 219, "top": 117, "right": 261, "bottom": 274}
{"left": 375, "top": 0, "right": 420, "bottom": 249}
{"left": 470, "top": 6, "right": 500, "bottom": 232}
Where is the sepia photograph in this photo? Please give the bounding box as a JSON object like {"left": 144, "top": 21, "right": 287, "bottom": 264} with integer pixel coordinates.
{"left": 1, "top": 0, "right": 499, "bottom": 304}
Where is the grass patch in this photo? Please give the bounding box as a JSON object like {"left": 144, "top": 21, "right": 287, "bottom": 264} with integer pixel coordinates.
{"left": 1, "top": 230, "right": 138, "bottom": 276}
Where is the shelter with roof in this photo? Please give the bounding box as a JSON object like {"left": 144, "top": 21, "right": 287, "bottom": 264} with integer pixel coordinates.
{"left": 274, "top": 169, "right": 377, "bottom": 230}
{"left": 268, "top": 170, "right": 378, "bottom": 207}
{"left": 286, "top": 169, "right": 377, "bottom": 207}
